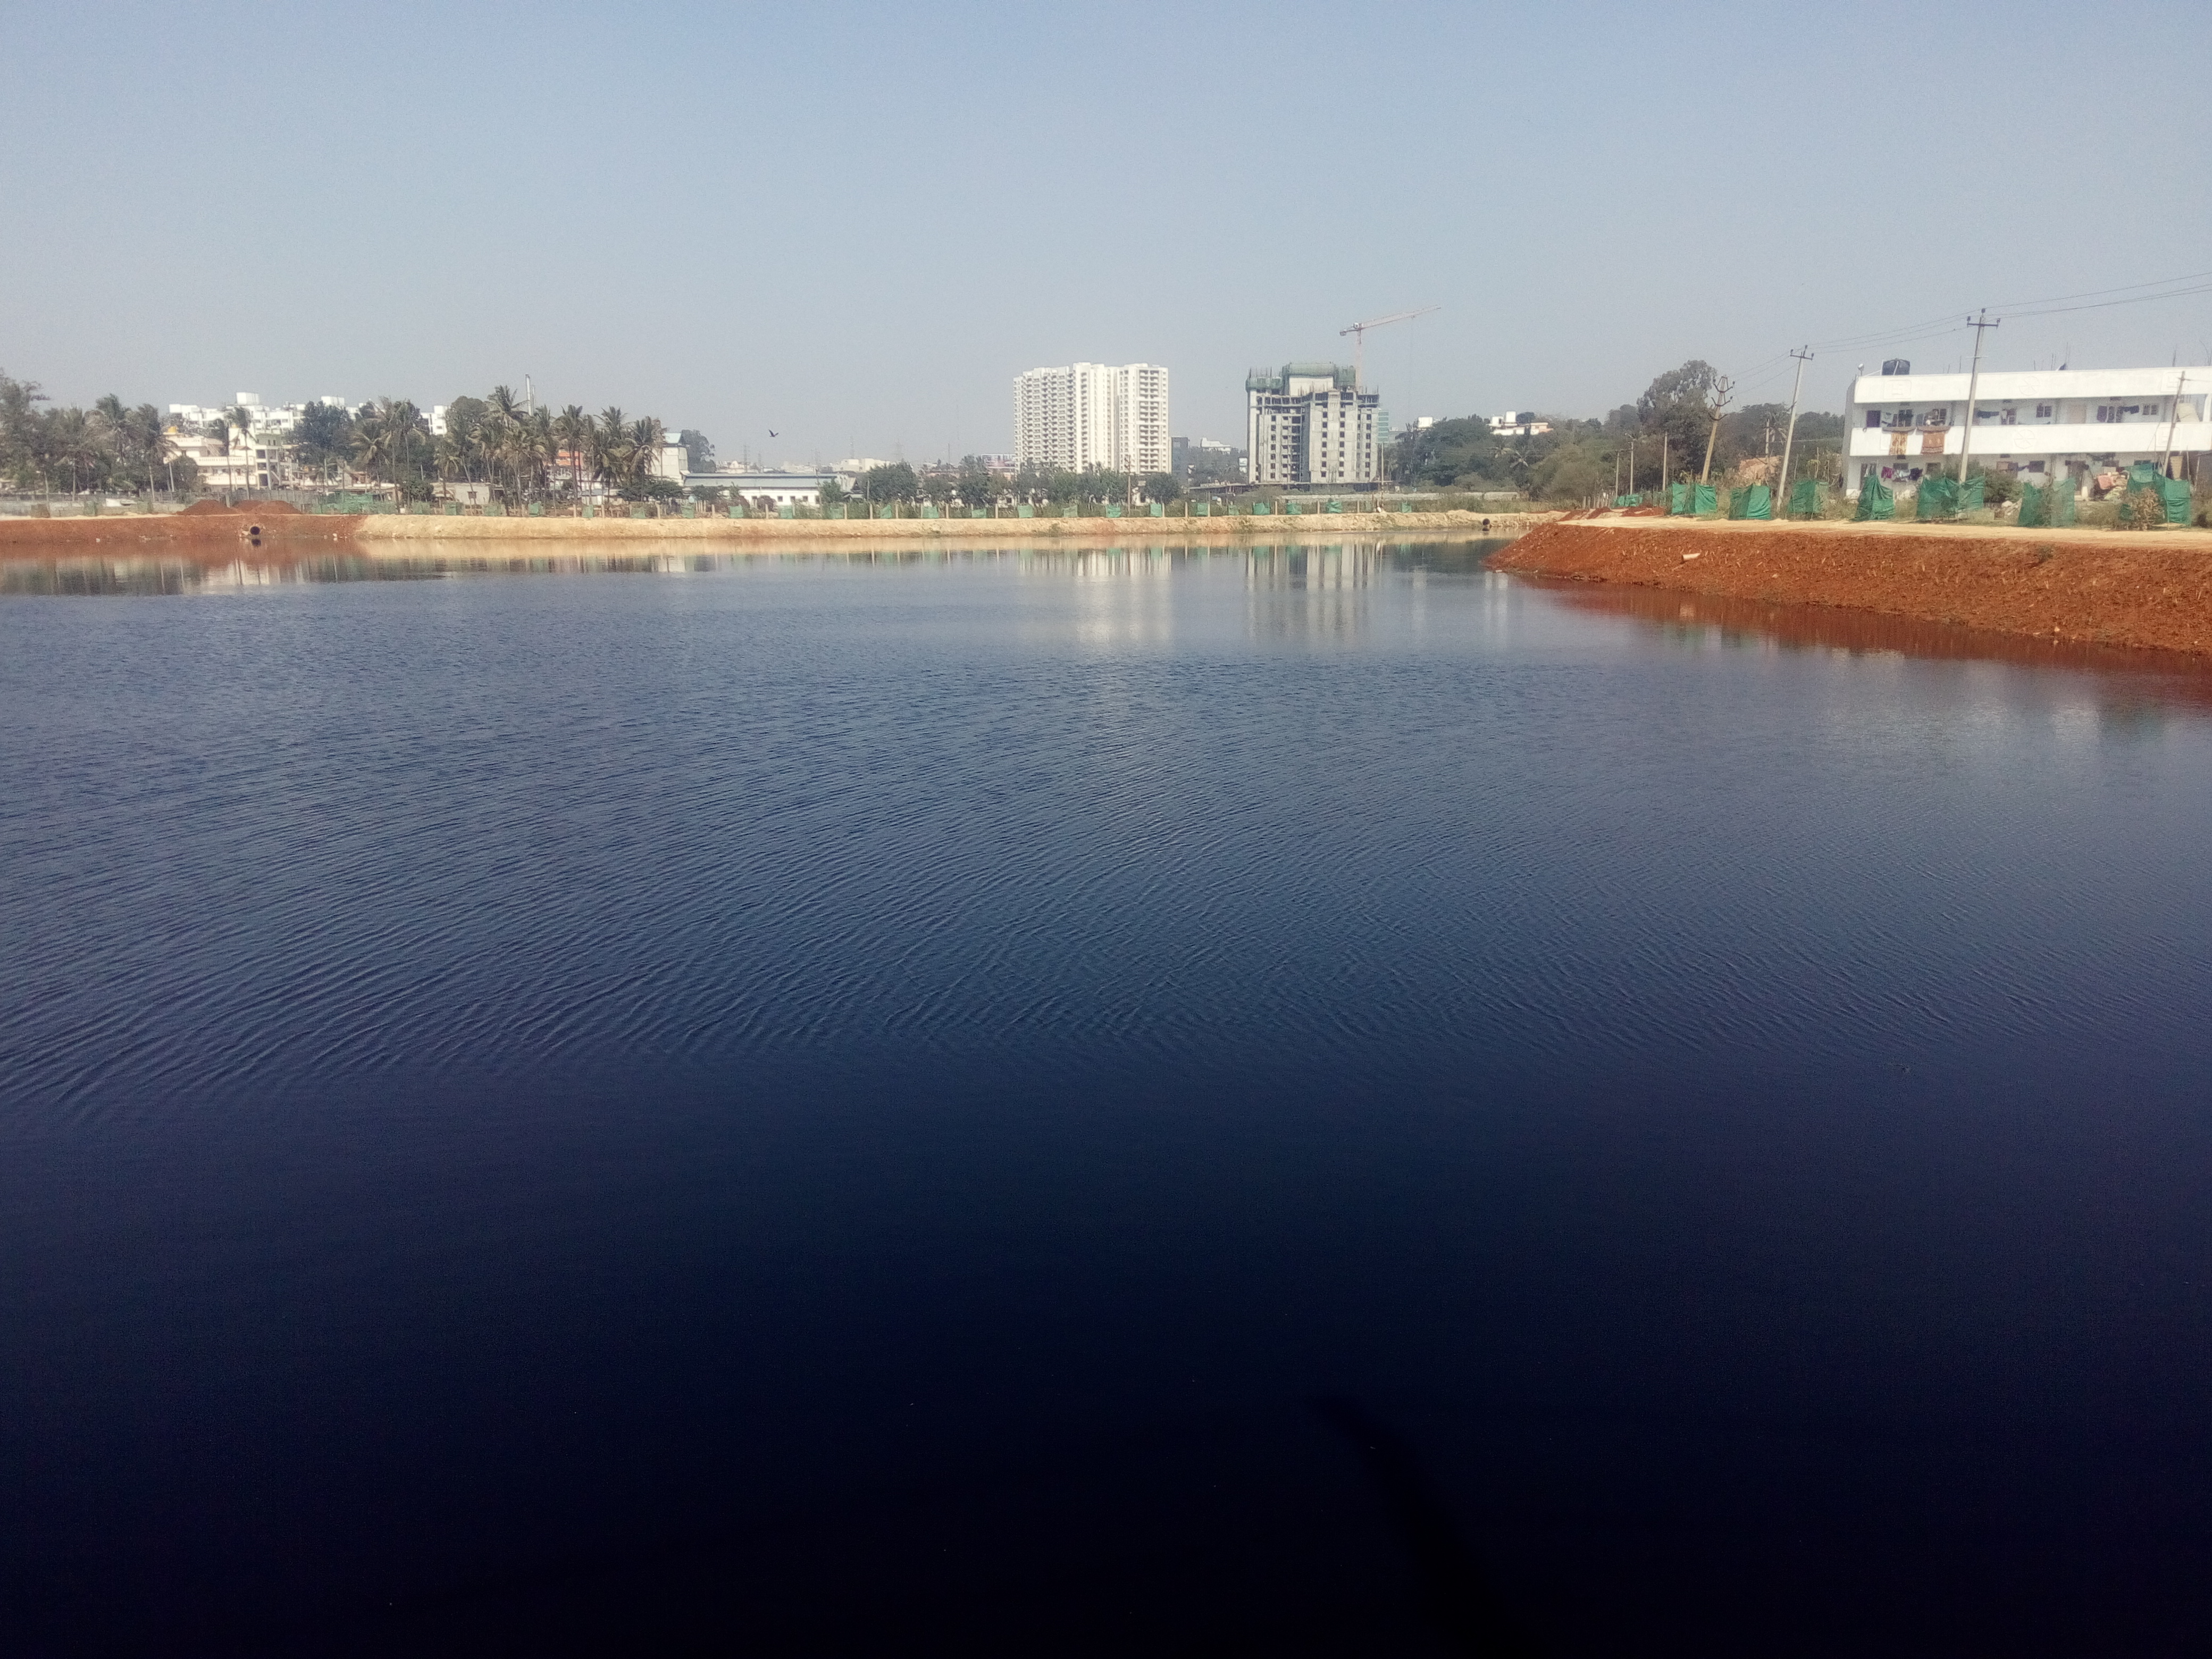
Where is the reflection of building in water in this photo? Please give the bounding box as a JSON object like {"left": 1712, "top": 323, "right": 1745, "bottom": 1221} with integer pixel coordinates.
{"left": 1070, "top": 547, "right": 1173, "bottom": 584}
{"left": 1243, "top": 542, "right": 1379, "bottom": 642}
{"left": 1058, "top": 546, "right": 1174, "bottom": 650}
{"left": 1243, "top": 542, "right": 1378, "bottom": 591}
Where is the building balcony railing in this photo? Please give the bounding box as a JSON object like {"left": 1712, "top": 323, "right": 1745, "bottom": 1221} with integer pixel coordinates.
{"left": 1847, "top": 422, "right": 2210, "bottom": 459}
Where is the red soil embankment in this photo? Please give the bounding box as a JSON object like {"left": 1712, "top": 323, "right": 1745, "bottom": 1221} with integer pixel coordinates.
{"left": 0, "top": 501, "right": 356, "bottom": 557}
{"left": 1492, "top": 518, "right": 2212, "bottom": 656}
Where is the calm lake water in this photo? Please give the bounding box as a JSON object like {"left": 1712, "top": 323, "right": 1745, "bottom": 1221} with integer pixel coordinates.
{"left": 4, "top": 542, "right": 2210, "bottom": 1655}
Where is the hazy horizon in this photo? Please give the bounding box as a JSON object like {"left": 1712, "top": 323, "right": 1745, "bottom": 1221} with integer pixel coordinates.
{"left": 6, "top": 0, "right": 2208, "bottom": 462}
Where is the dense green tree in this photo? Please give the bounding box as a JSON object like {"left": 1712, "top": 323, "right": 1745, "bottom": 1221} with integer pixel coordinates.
{"left": 1141, "top": 471, "right": 1183, "bottom": 504}
{"left": 860, "top": 461, "right": 918, "bottom": 503}
{"left": 1529, "top": 437, "right": 1613, "bottom": 504}
{"left": 292, "top": 403, "right": 356, "bottom": 479}
{"left": 954, "top": 457, "right": 998, "bottom": 507}
{"left": 1636, "top": 361, "right": 1726, "bottom": 482}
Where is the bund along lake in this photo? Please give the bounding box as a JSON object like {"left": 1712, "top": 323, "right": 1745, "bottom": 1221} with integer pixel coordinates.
{"left": 4, "top": 540, "right": 2210, "bottom": 1656}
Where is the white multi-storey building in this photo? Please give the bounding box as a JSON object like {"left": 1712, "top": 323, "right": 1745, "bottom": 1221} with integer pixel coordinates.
{"left": 1013, "top": 363, "right": 1171, "bottom": 474}
{"left": 1244, "top": 363, "right": 1380, "bottom": 487}
{"left": 1844, "top": 362, "right": 2210, "bottom": 497}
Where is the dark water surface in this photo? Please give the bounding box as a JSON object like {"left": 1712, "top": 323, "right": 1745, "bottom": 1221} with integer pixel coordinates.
{"left": 4, "top": 543, "right": 2210, "bottom": 1655}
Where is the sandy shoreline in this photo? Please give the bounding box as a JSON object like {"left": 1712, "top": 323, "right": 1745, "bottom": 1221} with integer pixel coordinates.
{"left": 0, "top": 505, "right": 1548, "bottom": 559}
{"left": 1493, "top": 515, "right": 2212, "bottom": 656}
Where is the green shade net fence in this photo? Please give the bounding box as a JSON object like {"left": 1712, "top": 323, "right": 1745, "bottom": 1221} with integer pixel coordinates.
{"left": 1787, "top": 479, "right": 1825, "bottom": 518}
{"left": 1960, "top": 476, "right": 1985, "bottom": 512}
{"left": 1727, "top": 483, "right": 1772, "bottom": 520}
{"left": 1691, "top": 483, "right": 1719, "bottom": 516}
{"left": 1669, "top": 482, "right": 1690, "bottom": 515}
{"left": 1854, "top": 477, "right": 1895, "bottom": 521}
{"left": 1916, "top": 476, "right": 1962, "bottom": 522}
{"left": 2016, "top": 474, "right": 2077, "bottom": 528}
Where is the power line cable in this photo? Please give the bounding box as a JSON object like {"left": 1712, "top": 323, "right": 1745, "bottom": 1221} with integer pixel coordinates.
{"left": 1990, "top": 267, "right": 2212, "bottom": 310}
{"left": 2005, "top": 282, "right": 2212, "bottom": 320}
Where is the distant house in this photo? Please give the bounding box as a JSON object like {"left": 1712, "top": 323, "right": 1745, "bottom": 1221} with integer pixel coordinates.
{"left": 1844, "top": 363, "right": 2211, "bottom": 497}
{"left": 1487, "top": 411, "right": 1551, "bottom": 437}
{"left": 684, "top": 470, "right": 850, "bottom": 508}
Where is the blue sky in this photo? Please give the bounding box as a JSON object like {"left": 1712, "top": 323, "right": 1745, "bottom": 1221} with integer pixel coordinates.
{"left": 5, "top": 0, "right": 2209, "bottom": 463}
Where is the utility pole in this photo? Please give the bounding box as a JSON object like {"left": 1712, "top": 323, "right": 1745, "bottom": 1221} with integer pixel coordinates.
{"left": 1777, "top": 346, "right": 1813, "bottom": 504}
{"left": 2163, "top": 371, "right": 2189, "bottom": 477}
{"left": 1956, "top": 309, "right": 1999, "bottom": 481}
{"left": 1699, "top": 376, "right": 1735, "bottom": 485}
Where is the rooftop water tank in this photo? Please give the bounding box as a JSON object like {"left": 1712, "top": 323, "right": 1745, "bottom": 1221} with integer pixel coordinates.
{"left": 1881, "top": 359, "right": 1911, "bottom": 376}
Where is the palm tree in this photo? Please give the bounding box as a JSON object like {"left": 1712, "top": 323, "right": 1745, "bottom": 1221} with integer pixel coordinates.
{"left": 354, "top": 398, "right": 423, "bottom": 501}
{"left": 483, "top": 386, "right": 529, "bottom": 501}
{"left": 552, "top": 405, "right": 589, "bottom": 498}
{"left": 92, "top": 394, "right": 133, "bottom": 496}
{"left": 627, "top": 415, "right": 666, "bottom": 491}
{"left": 525, "top": 407, "right": 555, "bottom": 501}
{"left": 47, "top": 408, "right": 107, "bottom": 500}
{"left": 219, "top": 403, "right": 255, "bottom": 497}
{"left": 594, "top": 407, "right": 631, "bottom": 495}
{"left": 123, "top": 404, "right": 170, "bottom": 495}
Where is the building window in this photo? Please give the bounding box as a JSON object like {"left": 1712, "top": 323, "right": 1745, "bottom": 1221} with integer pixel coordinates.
{"left": 2036, "top": 403, "right": 2053, "bottom": 418}
{"left": 2096, "top": 405, "right": 2118, "bottom": 423}
{"left": 1865, "top": 410, "right": 1882, "bottom": 428}
{"left": 1923, "top": 408, "right": 1948, "bottom": 427}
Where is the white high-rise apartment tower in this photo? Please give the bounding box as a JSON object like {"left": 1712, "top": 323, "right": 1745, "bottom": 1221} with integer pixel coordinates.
{"left": 1014, "top": 363, "right": 1170, "bottom": 474}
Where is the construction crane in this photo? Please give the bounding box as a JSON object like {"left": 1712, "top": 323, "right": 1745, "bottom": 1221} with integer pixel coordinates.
{"left": 1339, "top": 307, "right": 1440, "bottom": 391}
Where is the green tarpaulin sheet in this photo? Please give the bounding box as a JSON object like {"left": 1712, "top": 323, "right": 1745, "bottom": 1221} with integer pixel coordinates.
{"left": 2120, "top": 478, "right": 2191, "bottom": 525}
{"left": 1854, "top": 477, "right": 1894, "bottom": 521}
{"left": 1669, "top": 482, "right": 1690, "bottom": 515}
{"left": 1961, "top": 476, "right": 1985, "bottom": 512}
{"left": 1691, "top": 483, "right": 1719, "bottom": 516}
{"left": 1786, "top": 479, "right": 1824, "bottom": 518}
{"left": 2132, "top": 472, "right": 2192, "bottom": 523}
{"left": 1916, "top": 476, "right": 1961, "bottom": 521}
{"left": 1727, "top": 484, "right": 1772, "bottom": 520}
